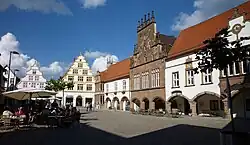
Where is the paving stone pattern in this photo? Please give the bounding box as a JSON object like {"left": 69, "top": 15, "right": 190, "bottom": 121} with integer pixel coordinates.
{"left": 0, "top": 110, "right": 229, "bottom": 145}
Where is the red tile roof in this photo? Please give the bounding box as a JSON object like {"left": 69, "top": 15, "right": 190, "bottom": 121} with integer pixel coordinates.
{"left": 102, "top": 58, "right": 130, "bottom": 82}
{"left": 168, "top": 1, "right": 250, "bottom": 59}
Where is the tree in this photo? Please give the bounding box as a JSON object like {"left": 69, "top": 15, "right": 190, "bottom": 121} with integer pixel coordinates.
{"left": 45, "top": 77, "right": 74, "bottom": 105}
{"left": 194, "top": 27, "right": 250, "bottom": 140}
{"left": 194, "top": 27, "right": 250, "bottom": 73}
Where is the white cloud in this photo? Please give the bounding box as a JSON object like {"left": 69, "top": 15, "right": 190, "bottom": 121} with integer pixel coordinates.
{"left": 0, "top": 0, "right": 72, "bottom": 15}
{"left": 84, "top": 50, "right": 108, "bottom": 59}
{"left": 91, "top": 54, "right": 118, "bottom": 74}
{"left": 0, "top": 32, "right": 67, "bottom": 79}
{"left": 171, "top": 0, "right": 246, "bottom": 31}
{"left": 80, "top": 0, "right": 106, "bottom": 9}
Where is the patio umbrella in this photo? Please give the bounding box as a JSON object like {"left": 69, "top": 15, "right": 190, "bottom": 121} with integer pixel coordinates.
{"left": 3, "top": 88, "right": 57, "bottom": 100}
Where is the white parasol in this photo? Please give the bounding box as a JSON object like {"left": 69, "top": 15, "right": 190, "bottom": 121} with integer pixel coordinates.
{"left": 3, "top": 88, "right": 57, "bottom": 100}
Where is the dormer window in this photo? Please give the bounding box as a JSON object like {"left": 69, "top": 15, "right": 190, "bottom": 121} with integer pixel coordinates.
{"left": 32, "top": 70, "right": 36, "bottom": 74}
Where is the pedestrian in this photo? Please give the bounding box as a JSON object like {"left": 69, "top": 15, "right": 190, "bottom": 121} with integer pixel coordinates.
{"left": 86, "top": 103, "right": 89, "bottom": 111}
{"left": 89, "top": 103, "right": 92, "bottom": 111}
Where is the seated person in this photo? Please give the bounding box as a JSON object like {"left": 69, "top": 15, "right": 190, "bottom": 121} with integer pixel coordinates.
{"left": 15, "top": 107, "right": 26, "bottom": 118}
{"left": 2, "top": 107, "right": 14, "bottom": 118}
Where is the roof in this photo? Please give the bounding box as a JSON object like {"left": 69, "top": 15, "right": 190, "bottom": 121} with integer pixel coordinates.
{"left": 102, "top": 58, "right": 130, "bottom": 82}
{"left": 168, "top": 1, "right": 250, "bottom": 59}
{"left": 158, "top": 34, "right": 176, "bottom": 46}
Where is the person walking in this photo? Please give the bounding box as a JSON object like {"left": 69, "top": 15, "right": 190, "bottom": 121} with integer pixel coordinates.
{"left": 86, "top": 103, "right": 89, "bottom": 111}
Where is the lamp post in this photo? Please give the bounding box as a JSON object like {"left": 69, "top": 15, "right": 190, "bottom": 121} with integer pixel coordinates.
{"left": 7, "top": 51, "right": 20, "bottom": 91}
{"left": 13, "top": 69, "right": 19, "bottom": 89}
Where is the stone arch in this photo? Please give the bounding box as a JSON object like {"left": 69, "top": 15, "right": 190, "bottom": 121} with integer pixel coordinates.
{"left": 105, "top": 97, "right": 111, "bottom": 109}
{"left": 153, "top": 97, "right": 165, "bottom": 110}
{"left": 231, "top": 88, "right": 250, "bottom": 119}
{"left": 167, "top": 94, "right": 190, "bottom": 102}
{"left": 121, "top": 96, "right": 130, "bottom": 111}
{"left": 76, "top": 95, "right": 83, "bottom": 106}
{"left": 131, "top": 98, "right": 140, "bottom": 111}
{"left": 113, "top": 97, "right": 120, "bottom": 110}
{"left": 192, "top": 91, "right": 221, "bottom": 102}
{"left": 192, "top": 91, "right": 224, "bottom": 116}
{"left": 142, "top": 97, "right": 150, "bottom": 110}
{"left": 167, "top": 94, "right": 190, "bottom": 115}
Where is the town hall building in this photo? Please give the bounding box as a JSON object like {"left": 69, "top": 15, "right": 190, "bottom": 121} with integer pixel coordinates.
{"left": 130, "top": 11, "right": 175, "bottom": 111}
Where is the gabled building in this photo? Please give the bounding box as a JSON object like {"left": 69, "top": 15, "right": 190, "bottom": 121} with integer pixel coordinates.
{"left": 17, "top": 61, "right": 46, "bottom": 90}
{"left": 58, "top": 54, "right": 95, "bottom": 107}
{"left": 130, "top": 11, "right": 175, "bottom": 111}
{"left": 3, "top": 66, "right": 20, "bottom": 91}
{"left": 165, "top": 1, "right": 250, "bottom": 117}
{"left": 94, "top": 71, "right": 105, "bottom": 108}
{"left": 103, "top": 58, "right": 130, "bottom": 111}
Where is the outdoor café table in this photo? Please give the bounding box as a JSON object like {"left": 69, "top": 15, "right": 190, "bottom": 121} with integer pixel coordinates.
{"left": 5, "top": 116, "right": 21, "bottom": 129}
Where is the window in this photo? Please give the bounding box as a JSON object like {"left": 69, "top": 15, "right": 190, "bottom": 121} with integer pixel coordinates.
{"left": 32, "top": 70, "right": 36, "bottom": 74}
{"left": 155, "top": 69, "right": 160, "bottom": 87}
{"left": 145, "top": 73, "right": 149, "bottom": 88}
{"left": 202, "top": 69, "right": 212, "bottom": 84}
{"left": 40, "top": 83, "right": 44, "bottom": 88}
{"left": 10, "top": 78, "right": 14, "bottom": 85}
{"left": 114, "top": 82, "right": 118, "bottom": 91}
{"left": 35, "top": 76, "right": 39, "bottom": 81}
{"left": 210, "top": 100, "right": 219, "bottom": 111}
{"left": 142, "top": 73, "right": 145, "bottom": 89}
{"left": 73, "top": 69, "right": 78, "bottom": 74}
{"left": 87, "top": 77, "right": 92, "bottom": 82}
{"left": 77, "top": 84, "right": 83, "bottom": 90}
{"left": 123, "top": 80, "right": 126, "bottom": 90}
{"left": 133, "top": 75, "right": 140, "bottom": 90}
{"left": 106, "top": 84, "right": 109, "bottom": 92}
{"left": 78, "top": 76, "right": 84, "bottom": 82}
{"left": 87, "top": 84, "right": 92, "bottom": 91}
{"left": 23, "top": 82, "right": 27, "bottom": 88}
{"left": 31, "top": 83, "right": 36, "bottom": 88}
{"left": 172, "top": 72, "right": 179, "bottom": 88}
{"left": 151, "top": 71, "right": 155, "bottom": 88}
{"left": 186, "top": 70, "right": 194, "bottom": 86}
{"left": 78, "top": 63, "right": 83, "bottom": 68}
{"left": 82, "top": 70, "right": 88, "bottom": 75}
{"left": 29, "top": 76, "right": 33, "bottom": 81}
{"left": 242, "top": 60, "right": 250, "bottom": 74}
{"left": 235, "top": 62, "right": 240, "bottom": 74}
{"left": 68, "top": 76, "right": 74, "bottom": 81}
{"left": 223, "top": 62, "right": 241, "bottom": 76}
{"left": 151, "top": 69, "right": 160, "bottom": 88}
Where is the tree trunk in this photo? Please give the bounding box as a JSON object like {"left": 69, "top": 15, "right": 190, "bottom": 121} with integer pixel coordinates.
{"left": 62, "top": 89, "right": 65, "bottom": 107}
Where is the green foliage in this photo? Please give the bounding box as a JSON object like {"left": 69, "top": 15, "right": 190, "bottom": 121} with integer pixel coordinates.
{"left": 45, "top": 78, "right": 74, "bottom": 92}
{"left": 194, "top": 27, "right": 250, "bottom": 73}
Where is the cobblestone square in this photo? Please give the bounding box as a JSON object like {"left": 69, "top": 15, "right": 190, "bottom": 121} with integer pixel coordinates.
{"left": 0, "top": 110, "right": 230, "bottom": 145}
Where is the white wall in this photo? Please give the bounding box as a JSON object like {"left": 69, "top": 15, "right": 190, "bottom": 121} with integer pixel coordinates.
{"left": 104, "top": 78, "right": 130, "bottom": 103}
{"left": 165, "top": 53, "right": 221, "bottom": 101}
{"left": 228, "top": 16, "right": 250, "bottom": 46}
{"left": 17, "top": 62, "right": 46, "bottom": 89}
{"left": 58, "top": 55, "right": 95, "bottom": 107}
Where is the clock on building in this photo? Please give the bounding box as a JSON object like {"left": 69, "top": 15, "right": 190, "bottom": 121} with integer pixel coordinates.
{"left": 232, "top": 24, "right": 243, "bottom": 34}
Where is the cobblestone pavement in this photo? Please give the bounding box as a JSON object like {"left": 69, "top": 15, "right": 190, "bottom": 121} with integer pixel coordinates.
{"left": 0, "top": 110, "right": 230, "bottom": 145}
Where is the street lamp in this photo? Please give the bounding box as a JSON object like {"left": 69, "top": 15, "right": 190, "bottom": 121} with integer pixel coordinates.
{"left": 7, "top": 51, "right": 20, "bottom": 91}
{"left": 13, "top": 69, "right": 19, "bottom": 89}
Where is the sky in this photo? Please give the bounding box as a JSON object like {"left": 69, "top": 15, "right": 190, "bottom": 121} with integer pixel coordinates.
{"left": 0, "top": 0, "right": 246, "bottom": 79}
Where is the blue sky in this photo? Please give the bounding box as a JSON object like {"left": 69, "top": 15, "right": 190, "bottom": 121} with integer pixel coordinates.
{"left": 0, "top": 0, "right": 245, "bottom": 79}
